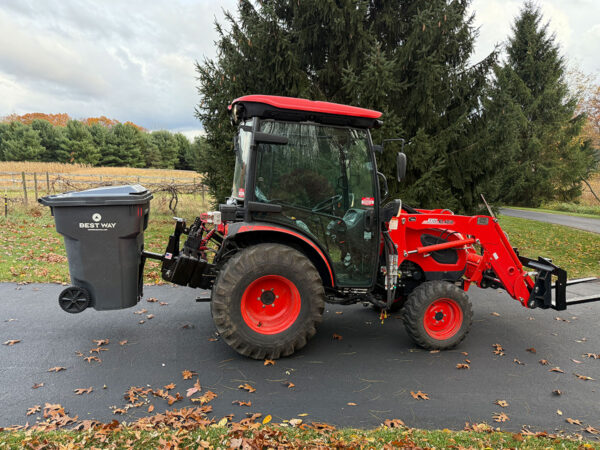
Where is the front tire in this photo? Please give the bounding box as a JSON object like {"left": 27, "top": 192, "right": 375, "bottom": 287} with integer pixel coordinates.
{"left": 403, "top": 280, "right": 472, "bottom": 350}
{"left": 211, "top": 243, "right": 325, "bottom": 359}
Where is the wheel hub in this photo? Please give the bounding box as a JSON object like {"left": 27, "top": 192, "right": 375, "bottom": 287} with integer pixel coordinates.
{"left": 260, "top": 289, "right": 276, "bottom": 305}
{"left": 423, "top": 298, "right": 463, "bottom": 340}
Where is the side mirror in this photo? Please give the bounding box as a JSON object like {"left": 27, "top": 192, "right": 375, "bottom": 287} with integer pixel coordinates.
{"left": 253, "top": 131, "right": 288, "bottom": 145}
{"left": 397, "top": 152, "right": 407, "bottom": 182}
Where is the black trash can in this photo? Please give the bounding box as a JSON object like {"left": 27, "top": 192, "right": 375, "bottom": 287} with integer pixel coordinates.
{"left": 39, "top": 185, "right": 153, "bottom": 312}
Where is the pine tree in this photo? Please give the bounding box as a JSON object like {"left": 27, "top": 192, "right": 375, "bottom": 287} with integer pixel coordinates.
{"left": 196, "top": 0, "right": 496, "bottom": 211}
{"left": 0, "top": 122, "right": 44, "bottom": 161}
{"left": 174, "top": 133, "right": 192, "bottom": 170}
{"left": 31, "top": 119, "right": 68, "bottom": 162}
{"left": 101, "top": 123, "right": 144, "bottom": 167}
{"left": 486, "top": 2, "right": 595, "bottom": 206}
{"left": 61, "top": 120, "right": 101, "bottom": 165}
{"left": 150, "top": 130, "right": 178, "bottom": 168}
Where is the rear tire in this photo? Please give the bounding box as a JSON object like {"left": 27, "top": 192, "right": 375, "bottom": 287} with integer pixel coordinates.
{"left": 211, "top": 243, "right": 325, "bottom": 359}
{"left": 403, "top": 280, "right": 472, "bottom": 350}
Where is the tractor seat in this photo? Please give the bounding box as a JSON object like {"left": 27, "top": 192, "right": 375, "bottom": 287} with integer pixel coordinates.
{"left": 381, "top": 200, "right": 421, "bottom": 223}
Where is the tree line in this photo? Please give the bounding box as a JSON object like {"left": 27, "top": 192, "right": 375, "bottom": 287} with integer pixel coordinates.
{"left": 0, "top": 113, "right": 210, "bottom": 172}
{"left": 195, "top": 0, "right": 599, "bottom": 211}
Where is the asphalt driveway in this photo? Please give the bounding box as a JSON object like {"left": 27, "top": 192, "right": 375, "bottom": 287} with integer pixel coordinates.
{"left": 1, "top": 282, "right": 599, "bottom": 437}
{"left": 500, "top": 208, "right": 600, "bottom": 234}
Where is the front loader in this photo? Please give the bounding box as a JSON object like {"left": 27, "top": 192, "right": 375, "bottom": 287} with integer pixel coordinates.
{"left": 41, "top": 95, "right": 600, "bottom": 359}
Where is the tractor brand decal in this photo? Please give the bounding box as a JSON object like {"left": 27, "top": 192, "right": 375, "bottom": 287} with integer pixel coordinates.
{"left": 238, "top": 188, "right": 245, "bottom": 198}
{"left": 361, "top": 197, "right": 375, "bottom": 206}
{"left": 422, "top": 218, "right": 454, "bottom": 225}
{"left": 389, "top": 218, "right": 398, "bottom": 230}
{"left": 79, "top": 213, "right": 116, "bottom": 230}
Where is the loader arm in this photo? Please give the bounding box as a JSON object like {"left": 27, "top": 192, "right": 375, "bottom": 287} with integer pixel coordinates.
{"left": 388, "top": 211, "right": 562, "bottom": 309}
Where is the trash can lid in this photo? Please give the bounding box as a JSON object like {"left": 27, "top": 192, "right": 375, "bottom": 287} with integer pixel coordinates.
{"left": 39, "top": 184, "right": 153, "bottom": 207}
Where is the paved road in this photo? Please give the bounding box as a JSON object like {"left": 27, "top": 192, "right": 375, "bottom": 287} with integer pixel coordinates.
{"left": 1, "top": 282, "right": 599, "bottom": 437}
{"left": 500, "top": 208, "right": 600, "bottom": 234}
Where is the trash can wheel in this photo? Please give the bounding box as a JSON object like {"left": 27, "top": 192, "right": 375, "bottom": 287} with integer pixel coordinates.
{"left": 58, "top": 286, "right": 91, "bottom": 314}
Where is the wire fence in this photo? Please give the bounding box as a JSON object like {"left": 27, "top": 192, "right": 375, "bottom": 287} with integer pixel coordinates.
{"left": 1, "top": 171, "right": 208, "bottom": 217}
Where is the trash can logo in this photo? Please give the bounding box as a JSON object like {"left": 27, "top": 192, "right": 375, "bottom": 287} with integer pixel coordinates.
{"left": 92, "top": 213, "right": 102, "bottom": 222}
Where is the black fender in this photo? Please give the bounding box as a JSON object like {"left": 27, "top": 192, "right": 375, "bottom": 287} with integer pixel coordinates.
{"left": 223, "top": 221, "right": 335, "bottom": 287}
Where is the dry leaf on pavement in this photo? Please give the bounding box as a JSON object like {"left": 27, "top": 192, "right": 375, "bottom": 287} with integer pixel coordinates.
{"left": 26, "top": 405, "right": 40, "bottom": 416}
{"left": 456, "top": 363, "right": 470, "bottom": 369}
{"left": 74, "top": 387, "right": 93, "bottom": 395}
{"left": 92, "top": 339, "right": 109, "bottom": 346}
{"left": 264, "top": 359, "right": 275, "bottom": 366}
{"left": 525, "top": 347, "right": 536, "bottom": 353}
{"left": 493, "top": 412, "right": 509, "bottom": 422}
{"left": 48, "top": 367, "right": 66, "bottom": 373}
{"left": 238, "top": 383, "right": 256, "bottom": 393}
{"left": 182, "top": 370, "right": 196, "bottom": 380}
{"left": 186, "top": 379, "right": 202, "bottom": 397}
{"left": 566, "top": 418, "right": 582, "bottom": 425}
{"left": 539, "top": 359, "right": 549, "bottom": 365}
{"left": 164, "top": 383, "right": 176, "bottom": 390}
{"left": 84, "top": 356, "right": 100, "bottom": 363}
{"left": 549, "top": 367, "right": 564, "bottom": 373}
{"left": 332, "top": 333, "right": 343, "bottom": 340}
{"left": 119, "top": 340, "right": 128, "bottom": 346}
{"left": 410, "top": 390, "right": 429, "bottom": 400}
{"left": 3, "top": 339, "right": 20, "bottom": 346}
{"left": 574, "top": 373, "right": 594, "bottom": 381}
{"left": 32, "top": 383, "right": 44, "bottom": 389}
{"left": 262, "top": 414, "right": 272, "bottom": 424}
{"left": 232, "top": 400, "right": 252, "bottom": 406}
{"left": 495, "top": 400, "right": 509, "bottom": 408}
{"left": 383, "top": 419, "right": 405, "bottom": 428}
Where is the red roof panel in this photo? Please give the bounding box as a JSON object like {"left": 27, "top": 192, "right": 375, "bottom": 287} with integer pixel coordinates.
{"left": 231, "top": 95, "right": 382, "bottom": 119}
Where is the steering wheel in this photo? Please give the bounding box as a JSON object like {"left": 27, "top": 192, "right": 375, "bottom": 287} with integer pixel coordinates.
{"left": 312, "top": 194, "right": 342, "bottom": 213}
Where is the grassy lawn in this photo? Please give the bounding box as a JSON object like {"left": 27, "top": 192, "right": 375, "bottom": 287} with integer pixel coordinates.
{"left": 504, "top": 204, "right": 600, "bottom": 219}
{"left": 1, "top": 423, "right": 597, "bottom": 449}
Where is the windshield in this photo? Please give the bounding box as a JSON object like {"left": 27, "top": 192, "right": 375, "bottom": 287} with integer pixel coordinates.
{"left": 231, "top": 122, "right": 252, "bottom": 200}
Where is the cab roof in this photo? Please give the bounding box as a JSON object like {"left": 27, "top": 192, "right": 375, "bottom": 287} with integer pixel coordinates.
{"left": 229, "top": 95, "right": 382, "bottom": 129}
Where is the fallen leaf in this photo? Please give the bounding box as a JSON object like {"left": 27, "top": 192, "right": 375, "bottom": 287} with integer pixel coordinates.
{"left": 191, "top": 391, "right": 217, "bottom": 405}
{"left": 566, "top": 418, "right": 582, "bottom": 425}
{"left": 26, "top": 405, "right": 40, "bottom": 416}
{"left": 48, "top": 367, "right": 66, "bottom": 373}
{"left": 74, "top": 387, "right": 93, "bottom": 395}
{"left": 552, "top": 389, "right": 562, "bottom": 396}
{"left": 75, "top": 351, "right": 84, "bottom": 357}
{"left": 461, "top": 352, "right": 469, "bottom": 356}
{"left": 164, "top": 383, "right": 176, "bottom": 390}
{"left": 182, "top": 370, "right": 196, "bottom": 380}
{"left": 159, "top": 302, "right": 168, "bottom": 306}
{"left": 262, "top": 414, "right": 272, "bottom": 424}
{"left": 549, "top": 367, "right": 564, "bottom": 373}
{"left": 493, "top": 412, "right": 509, "bottom": 422}
{"left": 92, "top": 339, "right": 109, "bottom": 346}
{"left": 232, "top": 400, "right": 252, "bottom": 406}
{"left": 383, "top": 419, "right": 405, "bottom": 428}
{"left": 513, "top": 358, "right": 525, "bottom": 365}
{"left": 285, "top": 381, "right": 295, "bottom": 389}
{"left": 526, "top": 347, "right": 536, "bottom": 353}
{"left": 113, "top": 408, "right": 126, "bottom": 415}
{"left": 119, "top": 340, "right": 128, "bottom": 346}
{"left": 574, "top": 373, "right": 594, "bottom": 381}
{"left": 146, "top": 314, "right": 154, "bottom": 320}
{"left": 146, "top": 297, "right": 158, "bottom": 303}
{"left": 138, "top": 320, "right": 145, "bottom": 324}
{"left": 557, "top": 409, "right": 563, "bottom": 416}
{"left": 238, "top": 383, "right": 256, "bottom": 393}
{"left": 456, "top": 363, "right": 470, "bottom": 369}
{"left": 264, "top": 359, "right": 275, "bottom": 366}
{"left": 584, "top": 353, "right": 599, "bottom": 359}
{"left": 148, "top": 404, "right": 154, "bottom": 413}
{"left": 89, "top": 347, "right": 107, "bottom": 354}
{"left": 3, "top": 339, "right": 20, "bottom": 346}
{"left": 347, "top": 402, "right": 357, "bottom": 406}
{"left": 584, "top": 426, "right": 600, "bottom": 435}
{"left": 493, "top": 343, "right": 505, "bottom": 356}
{"left": 539, "top": 359, "right": 549, "bottom": 365}
{"left": 289, "top": 418, "right": 303, "bottom": 427}
{"left": 571, "top": 359, "right": 583, "bottom": 364}
{"left": 84, "top": 356, "right": 100, "bottom": 363}
{"left": 32, "top": 383, "right": 44, "bottom": 389}
{"left": 495, "top": 400, "right": 509, "bottom": 408}
{"left": 335, "top": 311, "right": 343, "bottom": 315}
{"left": 332, "top": 333, "right": 343, "bottom": 340}
{"left": 298, "top": 413, "right": 309, "bottom": 417}
{"left": 217, "top": 417, "right": 228, "bottom": 426}
{"left": 134, "top": 309, "right": 147, "bottom": 315}
{"left": 491, "top": 312, "right": 500, "bottom": 317}
{"left": 429, "top": 350, "right": 440, "bottom": 354}
{"left": 410, "top": 390, "right": 429, "bottom": 400}
{"left": 186, "top": 379, "right": 202, "bottom": 397}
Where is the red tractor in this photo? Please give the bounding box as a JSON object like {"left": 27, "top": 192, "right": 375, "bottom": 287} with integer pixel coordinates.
{"left": 146, "top": 95, "right": 598, "bottom": 359}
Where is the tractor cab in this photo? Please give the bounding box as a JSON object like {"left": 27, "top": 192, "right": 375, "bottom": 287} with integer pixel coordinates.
{"left": 222, "top": 95, "right": 392, "bottom": 288}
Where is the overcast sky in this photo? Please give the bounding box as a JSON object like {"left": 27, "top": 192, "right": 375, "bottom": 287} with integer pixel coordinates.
{"left": 1, "top": 1, "right": 599, "bottom": 139}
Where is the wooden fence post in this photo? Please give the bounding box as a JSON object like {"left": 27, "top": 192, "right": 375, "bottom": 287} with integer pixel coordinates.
{"left": 46, "top": 172, "right": 50, "bottom": 193}
{"left": 201, "top": 185, "right": 205, "bottom": 204}
{"left": 33, "top": 173, "right": 38, "bottom": 201}
{"left": 21, "top": 172, "right": 28, "bottom": 206}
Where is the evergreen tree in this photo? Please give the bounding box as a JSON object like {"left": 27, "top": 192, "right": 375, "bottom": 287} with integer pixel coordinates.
{"left": 174, "top": 133, "right": 192, "bottom": 170}
{"left": 101, "top": 123, "right": 144, "bottom": 167}
{"left": 0, "top": 122, "right": 44, "bottom": 161}
{"left": 61, "top": 120, "right": 101, "bottom": 165}
{"left": 196, "top": 0, "right": 496, "bottom": 211}
{"left": 150, "top": 130, "right": 178, "bottom": 168}
{"left": 31, "top": 119, "right": 68, "bottom": 162}
{"left": 187, "top": 136, "right": 213, "bottom": 173}
{"left": 89, "top": 123, "right": 109, "bottom": 165}
{"left": 486, "top": 2, "right": 595, "bottom": 205}
{"left": 140, "top": 133, "right": 162, "bottom": 168}
{"left": 0, "top": 123, "right": 8, "bottom": 160}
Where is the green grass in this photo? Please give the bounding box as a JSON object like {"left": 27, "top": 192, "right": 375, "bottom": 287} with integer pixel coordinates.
{"left": 498, "top": 215, "right": 600, "bottom": 278}
{"left": 504, "top": 204, "right": 600, "bottom": 219}
{"left": 1, "top": 424, "right": 597, "bottom": 449}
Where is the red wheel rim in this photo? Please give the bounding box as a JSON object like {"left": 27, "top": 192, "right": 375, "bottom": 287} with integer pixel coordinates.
{"left": 240, "top": 275, "right": 301, "bottom": 335}
{"left": 423, "top": 298, "right": 463, "bottom": 340}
